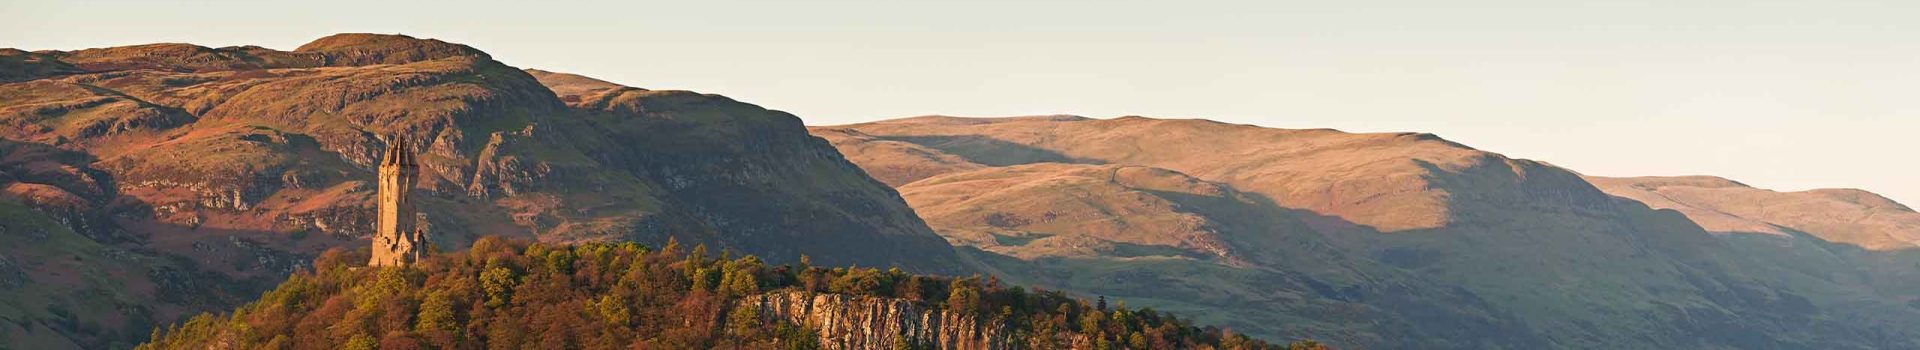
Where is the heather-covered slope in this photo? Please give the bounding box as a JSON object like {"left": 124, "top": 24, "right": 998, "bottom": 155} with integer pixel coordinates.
{"left": 0, "top": 33, "right": 961, "bottom": 348}
{"left": 0, "top": 139, "right": 276, "bottom": 349}
{"left": 815, "top": 115, "right": 1920, "bottom": 349}
{"left": 0, "top": 201, "right": 179, "bottom": 350}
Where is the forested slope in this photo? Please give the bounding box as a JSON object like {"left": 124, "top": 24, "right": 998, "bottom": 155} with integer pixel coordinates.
{"left": 139, "top": 237, "right": 1315, "bottom": 350}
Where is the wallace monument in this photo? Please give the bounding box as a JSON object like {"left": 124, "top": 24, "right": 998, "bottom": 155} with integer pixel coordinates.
{"left": 368, "top": 138, "right": 427, "bottom": 267}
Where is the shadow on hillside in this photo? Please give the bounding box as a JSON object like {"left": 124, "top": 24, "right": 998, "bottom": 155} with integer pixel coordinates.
{"left": 1, "top": 138, "right": 329, "bottom": 348}
{"left": 967, "top": 181, "right": 1920, "bottom": 349}
{"left": 1716, "top": 227, "right": 1920, "bottom": 300}
{"left": 880, "top": 135, "right": 1102, "bottom": 166}
{"left": 960, "top": 180, "right": 1551, "bottom": 349}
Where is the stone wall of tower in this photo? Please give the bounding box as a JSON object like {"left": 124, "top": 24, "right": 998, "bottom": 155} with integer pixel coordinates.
{"left": 369, "top": 139, "right": 427, "bottom": 267}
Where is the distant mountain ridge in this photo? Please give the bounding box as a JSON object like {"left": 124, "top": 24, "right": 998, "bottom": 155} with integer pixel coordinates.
{"left": 813, "top": 115, "right": 1920, "bottom": 349}
{"left": 10, "top": 32, "right": 1920, "bottom": 350}
{"left": 819, "top": 114, "right": 1613, "bottom": 233}
{"left": 1589, "top": 175, "right": 1920, "bottom": 250}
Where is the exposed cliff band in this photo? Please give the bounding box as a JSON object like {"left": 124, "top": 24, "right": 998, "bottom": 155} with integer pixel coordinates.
{"left": 743, "top": 291, "right": 1014, "bottom": 350}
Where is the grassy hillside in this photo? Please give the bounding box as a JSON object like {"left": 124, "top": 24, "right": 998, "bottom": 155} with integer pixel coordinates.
{"left": 815, "top": 115, "right": 1920, "bottom": 349}
{"left": 138, "top": 237, "right": 1316, "bottom": 350}
{"left": 0, "top": 200, "right": 255, "bottom": 349}
{"left": 0, "top": 200, "right": 142, "bottom": 349}
{"left": 1588, "top": 175, "right": 1920, "bottom": 250}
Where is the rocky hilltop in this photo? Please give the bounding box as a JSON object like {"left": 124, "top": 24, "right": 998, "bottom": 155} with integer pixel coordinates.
{"left": 0, "top": 33, "right": 962, "bottom": 349}
{"left": 814, "top": 115, "right": 1920, "bottom": 349}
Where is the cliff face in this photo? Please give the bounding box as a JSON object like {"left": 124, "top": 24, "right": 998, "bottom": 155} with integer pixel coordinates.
{"left": 743, "top": 291, "right": 1101, "bottom": 350}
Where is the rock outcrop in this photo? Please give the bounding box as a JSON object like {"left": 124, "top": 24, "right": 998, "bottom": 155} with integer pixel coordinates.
{"left": 742, "top": 291, "right": 1020, "bottom": 350}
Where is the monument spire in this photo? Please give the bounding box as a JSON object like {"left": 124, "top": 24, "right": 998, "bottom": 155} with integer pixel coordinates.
{"left": 370, "top": 137, "right": 426, "bottom": 266}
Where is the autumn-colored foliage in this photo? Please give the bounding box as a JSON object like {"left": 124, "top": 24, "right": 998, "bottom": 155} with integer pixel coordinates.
{"left": 138, "top": 236, "right": 1307, "bottom": 349}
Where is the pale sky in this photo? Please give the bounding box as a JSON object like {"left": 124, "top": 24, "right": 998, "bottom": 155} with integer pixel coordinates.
{"left": 4, "top": 0, "right": 1916, "bottom": 206}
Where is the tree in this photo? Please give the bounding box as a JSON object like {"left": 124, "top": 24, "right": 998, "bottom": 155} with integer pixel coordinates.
{"left": 830, "top": 267, "right": 889, "bottom": 296}
{"left": 1081, "top": 310, "right": 1105, "bottom": 335}
{"left": 661, "top": 236, "right": 682, "bottom": 258}
{"left": 691, "top": 267, "right": 722, "bottom": 292}
{"left": 1287, "top": 340, "right": 1331, "bottom": 350}
{"left": 898, "top": 276, "right": 926, "bottom": 301}
{"left": 480, "top": 266, "right": 517, "bottom": 307}
{"left": 686, "top": 244, "right": 710, "bottom": 274}
{"left": 343, "top": 334, "right": 377, "bottom": 350}
{"left": 947, "top": 278, "right": 982, "bottom": 314}
{"left": 592, "top": 294, "right": 631, "bottom": 326}
{"left": 142, "top": 237, "right": 1289, "bottom": 350}
{"left": 722, "top": 256, "right": 765, "bottom": 296}
{"left": 723, "top": 266, "right": 761, "bottom": 296}
{"left": 729, "top": 304, "right": 764, "bottom": 339}
{"left": 415, "top": 290, "right": 458, "bottom": 333}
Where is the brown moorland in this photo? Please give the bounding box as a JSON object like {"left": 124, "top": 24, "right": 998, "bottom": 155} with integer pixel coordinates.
{"left": 1589, "top": 175, "right": 1920, "bottom": 250}
{"left": 816, "top": 115, "right": 1920, "bottom": 349}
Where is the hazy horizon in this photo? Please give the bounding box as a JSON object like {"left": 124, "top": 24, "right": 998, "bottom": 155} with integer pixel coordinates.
{"left": 4, "top": 0, "right": 1915, "bottom": 206}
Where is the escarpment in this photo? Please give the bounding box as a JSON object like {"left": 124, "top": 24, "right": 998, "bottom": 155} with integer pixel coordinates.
{"left": 744, "top": 291, "right": 1018, "bottom": 350}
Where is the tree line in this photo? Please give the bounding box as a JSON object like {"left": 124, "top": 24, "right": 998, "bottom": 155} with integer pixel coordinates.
{"left": 140, "top": 236, "right": 1327, "bottom": 349}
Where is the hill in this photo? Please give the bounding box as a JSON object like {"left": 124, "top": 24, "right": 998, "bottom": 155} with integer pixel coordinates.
{"left": 0, "top": 33, "right": 963, "bottom": 348}
{"left": 813, "top": 115, "right": 1920, "bottom": 349}
{"left": 138, "top": 237, "right": 1310, "bottom": 350}
{"left": 895, "top": 163, "right": 1250, "bottom": 264}
{"left": 1588, "top": 175, "right": 1920, "bottom": 250}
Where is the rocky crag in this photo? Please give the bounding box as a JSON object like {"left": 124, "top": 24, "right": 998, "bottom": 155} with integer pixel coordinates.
{"left": 0, "top": 34, "right": 963, "bottom": 349}
{"left": 745, "top": 291, "right": 1016, "bottom": 350}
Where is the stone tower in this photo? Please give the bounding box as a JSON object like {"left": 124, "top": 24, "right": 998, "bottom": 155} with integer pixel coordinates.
{"left": 369, "top": 138, "right": 427, "bottom": 267}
